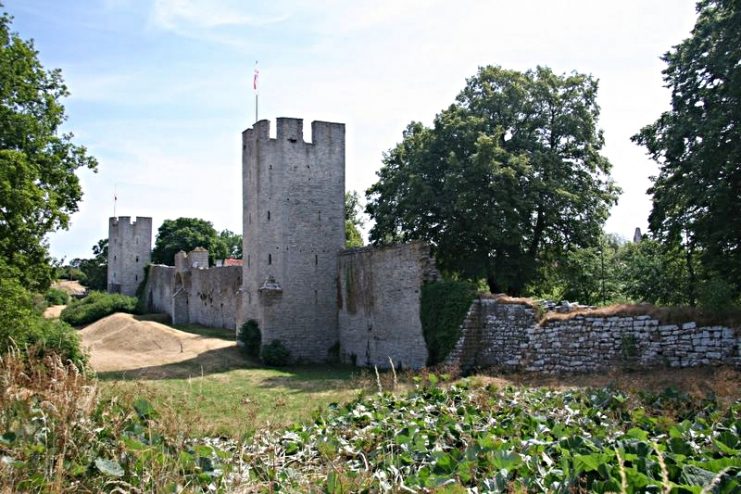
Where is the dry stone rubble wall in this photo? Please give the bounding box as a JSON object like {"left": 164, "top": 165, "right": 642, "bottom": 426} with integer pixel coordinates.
{"left": 447, "top": 298, "right": 740, "bottom": 373}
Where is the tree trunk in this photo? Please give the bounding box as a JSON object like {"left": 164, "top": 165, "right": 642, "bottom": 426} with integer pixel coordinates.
{"left": 685, "top": 238, "right": 697, "bottom": 307}
{"left": 486, "top": 272, "right": 501, "bottom": 294}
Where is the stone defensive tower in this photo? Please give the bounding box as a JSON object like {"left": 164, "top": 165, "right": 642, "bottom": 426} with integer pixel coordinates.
{"left": 108, "top": 216, "right": 152, "bottom": 296}
{"left": 242, "top": 118, "right": 345, "bottom": 362}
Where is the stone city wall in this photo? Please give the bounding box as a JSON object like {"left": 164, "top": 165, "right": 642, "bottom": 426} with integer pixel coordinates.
{"left": 144, "top": 265, "right": 175, "bottom": 316}
{"left": 337, "top": 241, "right": 438, "bottom": 369}
{"left": 187, "top": 266, "right": 242, "bottom": 329}
{"left": 142, "top": 264, "right": 242, "bottom": 330}
{"left": 447, "top": 298, "right": 739, "bottom": 373}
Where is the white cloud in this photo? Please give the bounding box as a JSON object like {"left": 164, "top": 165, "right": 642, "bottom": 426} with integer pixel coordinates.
{"left": 150, "top": 0, "right": 288, "bottom": 30}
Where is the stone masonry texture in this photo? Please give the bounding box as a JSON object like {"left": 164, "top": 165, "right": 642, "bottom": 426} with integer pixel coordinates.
{"left": 107, "top": 216, "right": 152, "bottom": 296}
{"left": 447, "top": 299, "right": 740, "bottom": 374}
{"left": 140, "top": 249, "right": 242, "bottom": 330}
{"left": 241, "top": 118, "right": 346, "bottom": 362}
{"left": 337, "top": 241, "right": 438, "bottom": 369}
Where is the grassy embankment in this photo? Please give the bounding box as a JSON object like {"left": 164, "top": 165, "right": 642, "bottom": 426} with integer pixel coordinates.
{"left": 95, "top": 323, "right": 392, "bottom": 438}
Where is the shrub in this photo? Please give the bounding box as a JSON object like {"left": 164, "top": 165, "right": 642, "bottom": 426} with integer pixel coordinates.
{"left": 60, "top": 291, "right": 138, "bottom": 327}
{"left": 421, "top": 280, "right": 478, "bottom": 365}
{"left": 239, "top": 319, "right": 261, "bottom": 357}
{"left": 45, "top": 287, "right": 70, "bottom": 306}
{"left": 261, "top": 339, "right": 291, "bottom": 366}
{"left": 0, "top": 277, "right": 86, "bottom": 366}
{"left": 698, "top": 277, "right": 738, "bottom": 312}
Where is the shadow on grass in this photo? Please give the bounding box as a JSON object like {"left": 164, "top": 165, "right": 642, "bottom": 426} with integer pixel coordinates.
{"left": 96, "top": 345, "right": 367, "bottom": 393}
{"left": 96, "top": 346, "right": 254, "bottom": 381}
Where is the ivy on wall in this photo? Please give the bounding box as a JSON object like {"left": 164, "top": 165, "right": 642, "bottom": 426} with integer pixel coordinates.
{"left": 421, "top": 280, "right": 478, "bottom": 365}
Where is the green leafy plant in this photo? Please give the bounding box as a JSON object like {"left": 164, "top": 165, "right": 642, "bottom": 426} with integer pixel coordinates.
{"left": 261, "top": 339, "right": 291, "bottom": 366}
{"left": 239, "top": 319, "right": 261, "bottom": 357}
{"left": 44, "top": 287, "right": 70, "bottom": 306}
{"left": 238, "top": 381, "right": 741, "bottom": 492}
{"left": 0, "top": 278, "right": 85, "bottom": 366}
{"left": 421, "top": 280, "right": 478, "bottom": 364}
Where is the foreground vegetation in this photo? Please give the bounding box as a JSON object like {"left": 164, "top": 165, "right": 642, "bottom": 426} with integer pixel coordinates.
{"left": 60, "top": 291, "right": 138, "bottom": 327}
{"left": 2, "top": 346, "right": 739, "bottom": 493}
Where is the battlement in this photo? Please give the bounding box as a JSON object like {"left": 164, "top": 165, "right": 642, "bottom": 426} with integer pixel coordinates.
{"left": 109, "top": 216, "right": 153, "bottom": 229}
{"left": 242, "top": 118, "right": 344, "bottom": 146}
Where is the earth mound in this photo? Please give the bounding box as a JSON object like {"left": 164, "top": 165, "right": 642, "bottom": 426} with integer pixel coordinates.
{"left": 80, "top": 313, "right": 235, "bottom": 372}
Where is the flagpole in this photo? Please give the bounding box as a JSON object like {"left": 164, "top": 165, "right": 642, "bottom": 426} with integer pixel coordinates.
{"left": 253, "top": 60, "right": 259, "bottom": 123}
{"left": 113, "top": 184, "right": 117, "bottom": 218}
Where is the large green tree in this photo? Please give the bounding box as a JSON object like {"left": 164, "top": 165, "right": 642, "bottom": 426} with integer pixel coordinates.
{"left": 633, "top": 0, "right": 740, "bottom": 294}
{"left": 367, "top": 66, "right": 619, "bottom": 294}
{"left": 213, "top": 229, "right": 242, "bottom": 260}
{"left": 76, "top": 239, "right": 108, "bottom": 291}
{"left": 345, "top": 191, "right": 364, "bottom": 248}
{"left": 0, "top": 8, "right": 97, "bottom": 291}
{"left": 151, "top": 217, "right": 220, "bottom": 266}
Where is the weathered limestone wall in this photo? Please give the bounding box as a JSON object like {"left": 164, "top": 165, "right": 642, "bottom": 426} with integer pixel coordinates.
{"left": 142, "top": 264, "right": 241, "bottom": 330}
{"left": 144, "top": 265, "right": 175, "bottom": 316}
{"left": 337, "top": 242, "right": 438, "bottom": 369}
{"left": 187, "top": 266, "right": 242, "bottom": 329}
{"left": 447, "top": 299, "right": 740, "bottom": 373}
{"left": 107, "top": 216, "right": 152, "bottom": 296}
{"left": 242, "top": 118, "right": 345, "bottom": 362}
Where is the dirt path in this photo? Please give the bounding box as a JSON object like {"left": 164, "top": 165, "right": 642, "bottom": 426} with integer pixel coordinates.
{"left": 54, "top": 279, "right": 86, "bottom": 297}
{"left": 81, "top": 313, "right": 235, "bottom": 373}
{"left": 43, "top": 305, "right": 65, "bottom": 319}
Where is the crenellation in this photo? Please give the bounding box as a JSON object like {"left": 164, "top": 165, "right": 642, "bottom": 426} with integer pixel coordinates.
{"left": 276, "top": 117, "right": 303, "bottom": 142}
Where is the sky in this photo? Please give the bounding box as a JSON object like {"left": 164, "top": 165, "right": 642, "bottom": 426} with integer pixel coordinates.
{"left": 5, "top": 0, "right": 699, "bottom": 261}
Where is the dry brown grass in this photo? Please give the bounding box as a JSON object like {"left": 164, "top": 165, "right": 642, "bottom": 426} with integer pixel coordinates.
{"left": 540, "top": 303, "right": 741, "bottom": 328}
{"left": 479, "top": 292, "right": 740, "bottom": 329}
{"left": 482, "top": 293, "right": 541, "bottom": 310}
{"left": 472, "top": 366, "right": 741, "bottom": 405}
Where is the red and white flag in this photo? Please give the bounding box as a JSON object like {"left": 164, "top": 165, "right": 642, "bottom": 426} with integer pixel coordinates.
{"left": 253, "top": 61, "right": 259, "bottom": 92}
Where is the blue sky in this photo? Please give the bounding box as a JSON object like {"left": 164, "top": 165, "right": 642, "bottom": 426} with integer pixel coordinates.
{"left": 5, "top": 0, "right": 698, "bottom": 261}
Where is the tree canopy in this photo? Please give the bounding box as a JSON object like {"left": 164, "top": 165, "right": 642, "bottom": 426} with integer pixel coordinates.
{"left": 214, "top": 229, "right": 242, "bottom": 260}
{"left": 633, "top": 0, "right": 740, "bottom": 295}
{"left": 0, "top": 9, "right": 97, "bottom": 290}
{"left": 367, "top": 66, "right": 619, "bottom": 294}
{"left": 344, "top": 191, "right": 364, "bottom": 248}
{"left": 151, "top": 217, "right": 222, "bottom": 266}
{"left": 75, "top": 239, "right": 108, "bottom": 291}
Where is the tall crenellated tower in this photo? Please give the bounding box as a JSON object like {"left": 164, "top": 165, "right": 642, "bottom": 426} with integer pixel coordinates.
{"left": 108, "top": 216, "right": 152, "bottom": 296}
{"left": 241, "top": 118, "right": 345, "bottom": 362}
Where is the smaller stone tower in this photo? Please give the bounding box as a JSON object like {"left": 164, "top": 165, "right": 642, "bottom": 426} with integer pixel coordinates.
{"left": 108, "top": 216, "right": 152, "bottom": 296}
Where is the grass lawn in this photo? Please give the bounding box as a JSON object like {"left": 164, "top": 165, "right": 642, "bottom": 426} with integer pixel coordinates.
{"left": 96, "top": 322, "right": 385, "bottom": 438}
{"left": 100, "top": 365, "right": 378, "bottom": 438}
